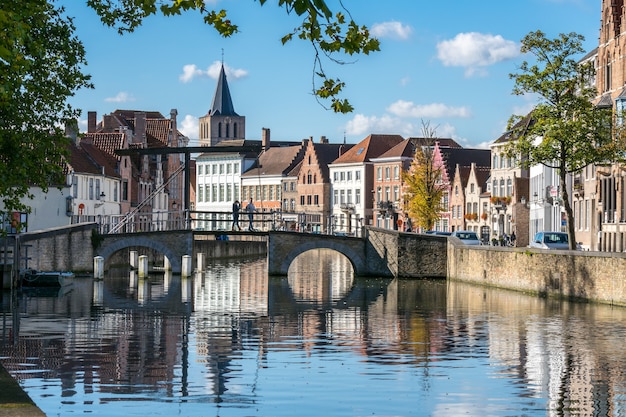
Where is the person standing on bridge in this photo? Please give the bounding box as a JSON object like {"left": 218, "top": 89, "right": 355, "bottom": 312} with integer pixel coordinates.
{"left": 246, "top": 198, "right": 256, "bottom": 231}
{"left": 232, "top": 200, "right": 241, "bottom": 231}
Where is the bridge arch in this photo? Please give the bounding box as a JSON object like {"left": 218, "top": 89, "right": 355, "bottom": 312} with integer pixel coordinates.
{"left": 96, "top": 232, "right": 193, "bottom": 273}
{"left": 273, "top": 233, "right": 366, "bottom": 276}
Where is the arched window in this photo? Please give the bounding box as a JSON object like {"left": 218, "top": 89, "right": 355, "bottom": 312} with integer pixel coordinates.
{"left": 499, "top": 179, "right": 505, "bottom": 197}
{"left": 506, "top": 178, "right": 512, "bottom": 196}
{"left": 492, "top": 180, "right": 498, "bottom": 196}
{"left": 225, "top": 123, "right": 230, "bottom": 138}
{"left": 233, "top": 123, "right": 238, "bottom": 138}
{"left": 218, "top": 122, "right": 222, "bottom": 138}
{"left": 307, "top": 171, "right": 313, "bottom": 184}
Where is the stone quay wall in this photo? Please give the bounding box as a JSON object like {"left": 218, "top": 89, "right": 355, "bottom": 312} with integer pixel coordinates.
{"left": 20, "top": 223, "right": 97, "bottom": 273}
{"left": 447, "top": 239, "right": 626, "bottom": 306}
{"left": 365, "top": 228, "right": 447, "bottom": 278}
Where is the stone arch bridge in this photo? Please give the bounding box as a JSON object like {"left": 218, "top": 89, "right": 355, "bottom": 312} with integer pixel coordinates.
{"left": 14, "top": 225, "right": 447, "bottom": 278}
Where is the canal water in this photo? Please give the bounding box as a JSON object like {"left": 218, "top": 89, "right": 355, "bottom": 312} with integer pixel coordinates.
{"left": 1, "top": 249, "right": 626, "bottom": 416}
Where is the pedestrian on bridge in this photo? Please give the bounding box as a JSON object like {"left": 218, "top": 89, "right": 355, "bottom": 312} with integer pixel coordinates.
{"left": 232, "top": 200, "right": 241, "bottom": 231}
{"left": 246, "top": 198, "right": 256, "bottom": 231}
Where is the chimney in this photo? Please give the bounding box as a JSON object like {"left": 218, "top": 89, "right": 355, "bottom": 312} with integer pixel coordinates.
{"left": 65, "top": 119, "right": 79, "bottom": 146}
{"left": 135, "top": 111, "right": 146, "bottom": 145}
{"left": 87, "top": 111, "right": 97, "bottom": 133}
{"left": 103, "top": 114, "right": 115, "bottom": 131}
{"left": 262, "top": 127, "right": 271, "bottom": 151}
{"left": 320, "top": 135, "right": 328, "bottom": 144}
{"left": 170, "top": 108, "right": 178, "bottom": 147}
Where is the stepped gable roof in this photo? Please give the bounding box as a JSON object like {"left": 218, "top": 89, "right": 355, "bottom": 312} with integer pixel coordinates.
{"left": 407, "top": 136, "right": 462, "bottom": 149}
{"left": 208, "top": 64, "right": 238, "bottom": 117}
{"left": 439, "top": 147, "right": 491, "bottom": 178}
{"left": 312, "top": 141, "right": 354, "bottom": 181}
{"left": 493, "top": 112, "right": 534, "bottom": 144}
{"left": 333, "top": 134, "right": 404, "bottom": 164}
{"left": 241, "top": 144, "right": 305, "bottom": 177}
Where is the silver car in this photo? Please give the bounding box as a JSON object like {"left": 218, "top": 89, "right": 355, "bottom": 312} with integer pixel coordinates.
{"left": 529, "top": 231, "right": 570, "bottom": 250}
{"left": 451, "top": 230, "right": 481, "bottom": 245}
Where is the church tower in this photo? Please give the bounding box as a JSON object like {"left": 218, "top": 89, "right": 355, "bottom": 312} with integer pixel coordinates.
{"left": 198, "top": 64, "right": 246, "bottom": 146}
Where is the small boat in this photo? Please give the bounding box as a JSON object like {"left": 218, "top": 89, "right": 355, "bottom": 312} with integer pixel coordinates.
{"left": 20, "top": 269, "right": 74, "bottom": 287}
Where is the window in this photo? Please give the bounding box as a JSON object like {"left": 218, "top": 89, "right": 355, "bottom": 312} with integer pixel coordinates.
{"left": 334, "top": 189, "right": 339, "bottom": 205}
{"left": 355, "top": 189, "right": 361, "bottom": 205}
{"left": 89, "top": 178, "right": 94, "bottom": 200}
{"left": 340, "top": 190, "right": 345, "bottom": 204}
{"left": 394, "top": 166, "right": 399, "bottom": 179}
{"left": 470, "top": 183, "right": 475, "bottom": 194}
{"left": 347, "top": 189, "right": 352, "bottom": 204}
{"left": 385, "top": 167, "right": 390, "bottom": 180}
{"left": 198, "top": 165, "right": 203, "bottom": 175}
{"left": 355, "top": 171, "right": 361, "bottom": 181}
{"left": 234, "top": 162, "right": 240, "bottom": 173}
{"left": 219, "top": 164, "right": 224, "bottom": 174}
{"left": 198, "top": 186, "right": 203, "bottom": 202}
{"left": 340, "top": 171, "right": 345, "bottom": 181}
{"left": 122, "top": 180, "right": 128, "bottom": 201}
{"left": 506, "top": 178, "right": 512, "bottom": 196}
{"left": 226, "top": 163, "right": 232, "bottom": 174}
{"left": 377, "top": 167, "right": 382, "bottom": 180}
{"left": 393, "top": 186, "right": 399, "bottom": 201}
{"left": 114, "top": 183, "right": 118, "bottom": 202}
{"left": 347, "top": 171, "right": 352, "bottom": 181}
{"left": 307, "top": 195, "right": 312, "bottom": 205}
{"left": 314, "top": 195, "right": 319, "bottom": 205}
{"left": 334, "top": 172, "right": 338, "bottom": 181}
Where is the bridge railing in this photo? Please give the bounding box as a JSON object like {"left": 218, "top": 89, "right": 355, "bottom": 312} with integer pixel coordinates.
{"left": 95, "top": 209, "right": 361, "bottom": 236}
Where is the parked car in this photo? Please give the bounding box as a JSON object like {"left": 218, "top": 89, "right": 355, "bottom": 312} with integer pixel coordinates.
{"left": 425, "top": 230, "right": 452, "bottom": 236}
{"left": 451, "top": 230, "right": 481, "bottom": 245}
{"left": 529, "top": 231, "right": 574, "bottom": 250}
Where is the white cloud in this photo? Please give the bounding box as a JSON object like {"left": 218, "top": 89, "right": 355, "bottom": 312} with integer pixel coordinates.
{"left": 345, "top": 114, "right": 416, "bottom": 137}
{"left": 104, "top": 91, "right": 135, "bottom": 103}
{"left": 387, "top": 100, "right": 471, "bottom": 118}
{"left": 179, "top": 61, "right": 248, "bottom": 83}
{"left": 436, "top": 32, "right": 519, "bottom": 77}
{"left": 179, "top": 114, "right": 199, "bottom": 139}
{"left": 371, "top": 21, "right": 413, "bottom": 40}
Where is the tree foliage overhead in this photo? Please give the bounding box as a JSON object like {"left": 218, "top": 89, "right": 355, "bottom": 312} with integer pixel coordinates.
{"left": 506, "top": 30, "right": 622, "bottom": 249}
{"left": 0, "top": 2, "right": 92, "bottom": 216}
{"left": 402, "top": 121, "right": 445, "bottom": 231}
{"left": 85, "top": 0, "right": 380, "bottom": 113}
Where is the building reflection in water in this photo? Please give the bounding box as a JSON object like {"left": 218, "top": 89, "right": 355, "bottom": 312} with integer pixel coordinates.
{"left": 2, "top": 254, "right": 626, "bottom": 415}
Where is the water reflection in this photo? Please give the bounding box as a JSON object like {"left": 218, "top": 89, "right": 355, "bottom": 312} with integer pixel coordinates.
{"left": 1, "top": 252, "right": 626, "bottom": 416}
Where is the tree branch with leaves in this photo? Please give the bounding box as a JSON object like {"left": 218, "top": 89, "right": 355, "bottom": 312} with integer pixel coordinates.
{"left": 86, "top": 0, "right": 380, "bottom": 113}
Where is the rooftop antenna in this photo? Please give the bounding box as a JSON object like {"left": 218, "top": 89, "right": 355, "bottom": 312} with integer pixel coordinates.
{"left": 343, "top": 130, "right": 346, "bottom": 145}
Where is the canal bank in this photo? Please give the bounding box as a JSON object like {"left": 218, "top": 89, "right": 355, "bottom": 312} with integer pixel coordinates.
{"left": 0, "top": 362, "right": 45, "bottom": 416}
{"left": 447, "top": 238, "right": 626, "bottom": 306}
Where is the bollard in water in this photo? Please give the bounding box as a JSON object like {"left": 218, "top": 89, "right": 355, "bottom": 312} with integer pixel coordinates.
{"left": 196, "top": 253, "right": 205, "bottom": 272}
{"left": 138, "top": 255, "right": 149, "bottom": 278}
{"left": 164, "top": 256, "right": 171, "bottom": 271}
{"left": 181, "top": 255, "right": 192, "bottom": 277}
{"left": 94, "top": 256, "right": 104, "bottom": 279}
{"left": 130, "top": 250, "right": 138, "bottom": 269}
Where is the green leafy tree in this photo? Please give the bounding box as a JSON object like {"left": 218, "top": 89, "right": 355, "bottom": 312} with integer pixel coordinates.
{"left": 506, "top": 30, "right": 621, "bottom": 250}
{"left": 0, "top": 2, "right": 92, "bottom": 222}
{"left": 403, "top": 122, "right": 445, "bottom": 231}
{"left": 86, "top": 0, "right": 380, "bottom": 113}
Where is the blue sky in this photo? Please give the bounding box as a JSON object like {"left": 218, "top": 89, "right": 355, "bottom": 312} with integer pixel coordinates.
{"left": 59, "top": 0, "right": 600, "bottom": 148}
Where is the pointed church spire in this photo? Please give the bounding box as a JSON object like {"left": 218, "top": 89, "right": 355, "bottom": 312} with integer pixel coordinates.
{"left": 209, "top": 64, "right": 238, "bottom": 116}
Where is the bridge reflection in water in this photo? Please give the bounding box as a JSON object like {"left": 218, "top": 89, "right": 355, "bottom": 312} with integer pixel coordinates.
{"left": 6, "top": 252, "right": 626, "bottom": 416}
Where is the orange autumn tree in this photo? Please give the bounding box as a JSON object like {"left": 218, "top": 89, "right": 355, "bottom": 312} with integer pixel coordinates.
{"left": 403, "top": 122, "right": 446, "bottom": 231}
